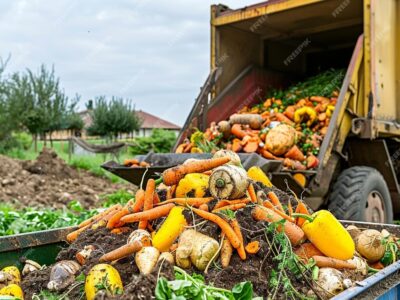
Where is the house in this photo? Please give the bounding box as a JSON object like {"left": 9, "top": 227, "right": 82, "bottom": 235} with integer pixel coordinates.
{"left": 134, "top": 110, "right": 181, "bottom": 137}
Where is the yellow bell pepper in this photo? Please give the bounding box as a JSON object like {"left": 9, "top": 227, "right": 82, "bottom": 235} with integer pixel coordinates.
{"left": 294, "top": 107, "right": 317, "bottom": 126}
{"left": 1, "top": 266, "right": 21, "bottom": 285}
{"left": 0, "top": 284, "right": 24, "bottom": 299}
{"left": 152, "top": 206, "right": 187, "bottom": 252}
{"left": 247, "top": 166, "right": 273, "bottom": 187}
{"left": 175, "top": 173, "right": 209, "bottom": 198}
{"left": 85, "top": 264, "right": 123, "bottom": 300}
{"left": 326, "top": 105, "right": 335, "bottom": 118}
{"left": 293, "top": 210, "right": 355, "bottom": 260}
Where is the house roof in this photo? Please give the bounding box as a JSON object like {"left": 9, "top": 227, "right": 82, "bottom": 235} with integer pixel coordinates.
{"left": 136, "top": 110, "right": 181, "bottom": 130}
{"left": 78, "top": 110, "right": 181, "bottom": 130}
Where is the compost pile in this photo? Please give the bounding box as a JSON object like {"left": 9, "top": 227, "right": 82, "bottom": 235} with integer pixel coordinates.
{"left": 0, "top": 148, "right": 124, "bottom": 209}
{"left": 176, "top": 69, "right": 345, "bottom": 171}
{"left": 4, "top": 151, "right": 400, "bottom": 300}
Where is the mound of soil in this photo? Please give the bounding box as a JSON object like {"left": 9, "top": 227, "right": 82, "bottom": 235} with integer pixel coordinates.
{"left": 0, "top": 148, "right": 128, "bottom": 208}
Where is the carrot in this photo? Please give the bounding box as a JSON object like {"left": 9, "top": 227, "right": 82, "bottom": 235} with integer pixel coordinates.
{"left": 311, "top": 256, "right": 356, "bottom": 270}
{"left": 243, "top": 138, "right": 259, "bottom": 153}
{"left": 162, "top": 157, "right": 230, "bottom": 186}
{"left": 231, "top": 124, "right": 247, "bottom": 139}
{"left": 199, "top": 203, "right": 209, "bottom": 212}
{"left": 230, "top": 219, "right": 246, "bottom": 260}
{"left": 212, "top": 203, "right": 247, "bottom": 213}
{"left": 245, "top": 241, "right": 260, "bottom": 254}
{"left": 107, "top": 200, "right": 135, "bottom": 229}
{"left": 310, "top": 96, "right": 330, "bottom": 103}
{"left": 263, "top": 200, "right": 295, "bottom": 222}
{"left": 121, "top": 203, "right": 175, "bottom": 223}
{"left": 232, "top": 138, "right": 243, "bottom": 152}
{"left": 252, "top": 206, "right": 305, "bottom": 246}
{"left": 247, "top": 184, "right": 257, "bottom": 203}
{"left": 99, "top": 240, "right": 143, "bottom": 262}
{"left": 166, "top": 185, "right": 176, "bottom": 200}
{"left": 213, "top": 199, "right": 250, "bottom": 210}
{"left": 124, "top": 159, "right": 139, "bottom": 166}
{"left": 294, "top": 202, "right": 310, "bottom": 227}
{"left": 221, "top": 236, "right": 233, "bottom": 268}
{"left": 191, "top": 208, "right": 241, "bottom": 249}
{"left": 275, "top": 112, "right": 294, "bottom": 126}
{"left": 132, "top": 189, "right": 145, "bottom": 213}
{"left": 78, "top": 204, "right": 120, "bottom": 228}
{"left": 369, "top": 261, "right": 384, "bottom": 270}
{"left": 156, "top": 197, "right": 213, "bottom": 207}
{"left": 267, "top": 191, "right": 284, "bottom": 212}
{"left": 111, "top": 227, "right": 131, "bottom": 235}
{"left": 294, "top": 243, "right": 324, "bottom": 260}
{"left": 66, "top": 223, "right": 91, "bottom": 243}
{"left": 203, "top": 170, "right": 212, "bottom": 176}
{"left": 138, "top": 179, "right": 155, "bottom": 230}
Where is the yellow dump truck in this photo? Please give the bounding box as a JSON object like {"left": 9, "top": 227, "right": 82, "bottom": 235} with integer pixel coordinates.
{"left": 177, "top": 0, "right": 400, "bottom": 222}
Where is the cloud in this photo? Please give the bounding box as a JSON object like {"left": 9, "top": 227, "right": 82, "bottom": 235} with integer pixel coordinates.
{"left": 0, "top": 0, "right": 254, "bottom": 126}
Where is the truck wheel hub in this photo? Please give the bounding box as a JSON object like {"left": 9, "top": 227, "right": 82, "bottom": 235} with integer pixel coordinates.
{"left": 365, "top": 191, "right": 385, "bottom": 223}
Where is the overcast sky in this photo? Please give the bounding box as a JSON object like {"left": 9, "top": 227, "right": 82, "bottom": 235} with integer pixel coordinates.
{"left": 0, "top": 0, "right": 256, "bottom": 126}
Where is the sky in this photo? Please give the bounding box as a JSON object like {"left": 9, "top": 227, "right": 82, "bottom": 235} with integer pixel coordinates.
{"left": 0, "top": 0, "right": 256, "bottom": 127}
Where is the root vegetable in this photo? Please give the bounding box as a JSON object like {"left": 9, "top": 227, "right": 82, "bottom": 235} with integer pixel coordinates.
{"left": 265, "top": 124, "right": 296, "bottom": 156}
{"left": 220, "top": 236, "right": 233, "bottom": 268}
{"left": 312, "top": 256, "right": 356, "bottom": 270}
{"left": 252, "top": 206, "right": 305, "bottom": 246}
{"left": 230, "top": 219, "right": 246, "bottom": 260}
{"left": 346, "top": 225, "right": 362, "bottom": 241}
{"left": 135, "top": 246, "right": 160, "bottom": 275}
{"left": 156, "top": 197, "right": 213, "bottom": 207}
{"left": 78, "top": 204, "right": 121, "bottom": 228}
{"left": 212, "top": 203, "right": 246, "bottom": 213}
{"left": 152, "top": 206, "right": 187, "bottom": 252}
{"left": 218, "top": 120, "right": 231, "bottom": 138}
{"left": 315, "top": 268, "right": 345, "bottom": 297}
{"left": 99, "top": 241, "right": 143, "bottom": 262}
{"left": 191, "top": 208, "right": 241, "bottom": 249}
{"left": 229, "top": 113, "right": 263, "bottom": 129}
{"left": 294, "top": 243, "right": 324, "bottom": 260}
{"left": 267, "top": 191, "right": 284, "bottom": 212}
{"left": 162, "top": 156, "right": 231, "bottom": 186}
{"left": 213, "top": 199, "right": 251, "bottom": 210}
{"left": 232, "top": 138, "right": 243, "bottom": 152}
{"left": 283, "top": 158, "right": 307, "bottom": 170}
{"left": 132, "top": 189, "right": 145, "bottom": 213}
{"left": 85, "top": 264, "right": 123, "bottom": 300}
{"left": 209, "top": 165, "right": 248, "bottom": 199}
{"left": 263, "top": 200, "right": 295, "bottom": 222}
{"left": 231, "top": 124, "right": 248, "bottom": 139}
{"left": 285, "top": 145, "right": 305, "bottom": 161}
{"left": 107, "top": 200, "right": 135, "bottom": 229}
{"left": 158, "top": 252, "right": 175, "bottom": 265}
{"left": 120, "top": 203, "right": 175, "bottom": 223}
{"left": 294, "top": 202, "right": 310, "bottom": 227}
{"left": 22, "top": 260, "right": 41, "bottom": 276}
{"left": 213, "top": 150, "right": 241, "bottom": 167}
{"left": 76, "top": 245, "right": 95, "bottom": 265}
{"left": 176, "top": 230, "right": 220, "bottom": 271}
{"left": 348, "top": 256, "right": 368, "bottom": 275}
{"left": 275, "top": 112, "right": 295, "bottom": 126}
{"left": 243, "top": 138, "right": 260, "bottom": 153}
{"left": 356, "top": 229, "right": 386, "bottom": 262}
{"left": 47, "top": 260, "right": 80, "bottom": 291}
{"left": 138, "top": 179, "right": 155, "bottom": 230}
{"left": 245, "top": 241, "right": 260, "bottom": 254}
{"left": 247, "top": 183, "right": 257, "bottom": 203}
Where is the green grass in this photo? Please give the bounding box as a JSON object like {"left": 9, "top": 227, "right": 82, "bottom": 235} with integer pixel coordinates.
{"left": 4, "top": 140, "right": 132, "bottom": 183}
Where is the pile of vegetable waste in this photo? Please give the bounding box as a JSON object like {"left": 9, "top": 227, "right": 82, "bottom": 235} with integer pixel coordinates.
{"left": 176, "top": 69, "right": 345, "bottom": 171}
{"left": 5, "top": 151, "right": 400, "bottom": 300}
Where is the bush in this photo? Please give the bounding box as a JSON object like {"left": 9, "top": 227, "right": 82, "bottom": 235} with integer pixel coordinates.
{"left": 129, "top": 129, "right": 177, "bottom": 155}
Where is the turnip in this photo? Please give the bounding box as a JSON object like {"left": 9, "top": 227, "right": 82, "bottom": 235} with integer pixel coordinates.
{"left": 135, "top": 246, "right": 160, "bottom": 275}
{"left": 356, "top": 229, "right": 385, "bottom": 262}
{"left": 347, "top": 256, "right": 368, "bottom": 275}
{"left": 315, "top": 268, "right": 344, "bottom": 298}
{"left": 213, "top": 149, "right": 241, "bottom": 167}
{"left": 209, "top": 165, "right": 248, "bottom": 199}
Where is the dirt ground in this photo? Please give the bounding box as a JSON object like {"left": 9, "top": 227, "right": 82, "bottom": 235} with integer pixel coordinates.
{"left": 0, "top": 148, "right": 128, "bottom": 209}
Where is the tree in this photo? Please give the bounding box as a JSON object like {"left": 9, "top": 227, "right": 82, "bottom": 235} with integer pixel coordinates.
{"left": 87, "top": 97, "right": 141, "bottom": 140}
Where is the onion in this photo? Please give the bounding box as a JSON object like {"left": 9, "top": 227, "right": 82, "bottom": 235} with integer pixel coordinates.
{"left": 346, "top": 225, "right": 362, "bottom": 242}
{"left": 356, "top": 229, "right": 385, "bottom": 262}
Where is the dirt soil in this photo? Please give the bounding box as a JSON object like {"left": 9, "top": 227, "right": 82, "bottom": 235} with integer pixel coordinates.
{"left": 0, "top": 148, "right": 128, "bottom": 209}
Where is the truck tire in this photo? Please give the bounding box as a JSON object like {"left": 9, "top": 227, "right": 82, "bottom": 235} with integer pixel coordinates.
{"left": 328, "top": 166, "right": 393, "bottom": 223}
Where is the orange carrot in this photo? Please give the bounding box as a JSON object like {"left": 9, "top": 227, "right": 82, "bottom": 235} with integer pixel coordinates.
{"left": 107, "top": 200, "right": 134, "bottom": 229}
{"left": 275, "top": 112, "right": 294, "bottom": 126}
{"left": 162, "top": 157, "right": 230, "bottom": 186}
{"left": 252, "top": 206, "right": 305, "bottom": 246}
{"left": 99, "top": 240, "right": 143, "bottom": 262}
{"left": 247, "top": 184, "right": 257, "bottom": 203}
{"left": 369, "top": 261, "right": 384, "bottom": 270}
{"left": 191, "top": 208, "right": 241, "bottom": 249}
{"left": 121, "top": 203, "right": 175, "bottom": 223}
{"left": 124, "top": 158, "right": 139, "bottom": 166}
{"left": 267, "top": 191, "right": 284, "bottom": 212}
{"left": 203, "top": 170, "right": 212, "bottom": 176}
{"left": 132, "top": 189, "right": 145, "bottom": 213}
{"left": 66, "top": 223, "right": 91, "bottom": 243}
{"left": 199, "top": 203, "right": 209, "bottom": 211}
{"left": 263, "top": 200, "right": 295, "bottom": 223}
{"left": 294, "top": 243, "right": 324, "bottom": 260}
{"left": 295, "top": 202, "right": 310, "bottom": 227}
{"left": 245, "top": 241, "right": 260, "bottom": 254}
{"left": 230, "top": 219, "right": 246, "bottom": 260}
{"left": 212, "top": 203, "right": 247, "bottom": 213}
{"left": 231, "top": 124, "right": 247, "bottom": 139}
{"left": 213, "top": 199, "right": 250, "bottom": 210}
{"left": 111, "top": 227, "right": 131, "bottom": 235}
{"left": 243, "top": 138, "right": 259, "bottom": 153}
{"left": 78, "top": 204, "right": 120, "bottom": 228}
{"left": 138, "top": 179, "right": 155, "bottom": 230}
{"left": 156, "top": 197, "right": 213, "bottom": 207}
{"left": 153, "top": 192, "right": 160, "bottom": 205}
{"left": 311, "top": 256, "right": 356, "bottom": 270}
{"left": 232, "top": 138, "right": 243, "bottom": 152}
